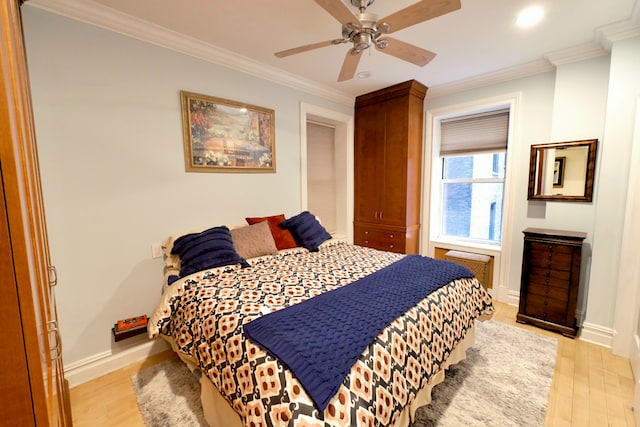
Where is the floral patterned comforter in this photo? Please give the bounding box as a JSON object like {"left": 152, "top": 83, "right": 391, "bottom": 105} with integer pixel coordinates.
{"left": 148, "top": 240, "right": 494, "bottom": 427}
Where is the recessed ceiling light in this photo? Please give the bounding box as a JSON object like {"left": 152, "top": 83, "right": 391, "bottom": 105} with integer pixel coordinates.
{"left": 516, "top": 5, "right": 544, "bottom": 28}
{"left": 356, "top": 71, "right": 371, "bottom": 79}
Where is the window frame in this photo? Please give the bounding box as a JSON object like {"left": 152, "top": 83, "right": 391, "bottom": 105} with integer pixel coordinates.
{"left": 439, "top": 150, "right": 507, "bottom": 246}
{"left": 425, "top": 96, "right": 518, "bottom": 254}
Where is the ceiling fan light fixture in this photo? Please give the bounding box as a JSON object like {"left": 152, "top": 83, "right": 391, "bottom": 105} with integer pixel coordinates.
{"left": 353, "top": 32, "right": 371, "bottom": 52}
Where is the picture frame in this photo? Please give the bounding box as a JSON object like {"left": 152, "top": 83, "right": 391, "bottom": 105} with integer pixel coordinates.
{"left": 553, "top": 156, "right": 565, "bottom": 187}
{"left": 180, "top": 91, "right": 275, "bottom": 173}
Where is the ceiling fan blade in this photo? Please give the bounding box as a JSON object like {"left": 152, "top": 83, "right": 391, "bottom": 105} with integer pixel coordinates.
{"left": 314, "top": 0, "right": 361, "bottom": 26}
{"left": 378, "top": 0, "right": 461, "bottom": 34}
{"left": 337, "top": 49, "right": 362, "bottom": 82}
{"left": 376, "top": 37, "right": 436, "bottom": 67}
{"left": 275, "top": 40, "right": 337, "bottom": 58}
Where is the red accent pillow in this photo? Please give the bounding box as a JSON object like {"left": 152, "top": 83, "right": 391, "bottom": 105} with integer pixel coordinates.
{"left": 245, "top": 214, "right": 298, "bottom": 250}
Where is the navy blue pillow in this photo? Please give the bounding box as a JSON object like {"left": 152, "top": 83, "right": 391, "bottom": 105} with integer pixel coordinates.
{"left": 280, "top": 211, "right": 331, "bottom": 252}
{"left": 171, "top": 226, "right": 248, "bottom": 277}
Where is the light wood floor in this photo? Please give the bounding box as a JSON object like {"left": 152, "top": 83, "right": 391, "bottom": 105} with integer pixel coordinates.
{"left": 69, "top": 302, "right": 637, "bottom": 426}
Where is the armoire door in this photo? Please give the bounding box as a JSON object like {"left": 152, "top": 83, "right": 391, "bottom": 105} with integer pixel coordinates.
{"left": 378, "top": 95, "right": 410, "bottom": 228}
{"left": 0, "top": 163, "right": 38, "bottom": 425}
{"left": 0, "top": 0, "right": 72, "bottom": 425}
{"left": 354, "top": 102, "right": 384, "bottom": 224}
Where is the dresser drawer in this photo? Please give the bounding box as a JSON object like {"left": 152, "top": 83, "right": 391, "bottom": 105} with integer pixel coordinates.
{"left": 529, "top": 241, "right": 573, "bottom": 254}
{"left": 529, "top": 249, "right": 573, "bottom": 271}
{"left": 528, "top": 267, "right": 571, "bottom": 289}
{"left": 524, "top": 294, "right": 568, "bottom": 325}
{"left": 354, "top": 227, "right": 405, "bottom": 253}
{"left": 527, "top": 281, "right": 569, "bottom": 302}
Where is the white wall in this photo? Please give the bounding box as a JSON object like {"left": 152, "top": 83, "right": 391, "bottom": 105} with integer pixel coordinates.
{"left": 425, "top": 72, "right": 557, "bottom": 303}
{"left": 424, "top": 38, "right": 640, "bottom": 351}
{"left": 591, "top": 35, "right": 640, "bottom": 348}
{"left": 21, "top": 6, "right": 352, "bottom": 369}
{"left": 549, "top": 56, "right": 609, "bottom": 335}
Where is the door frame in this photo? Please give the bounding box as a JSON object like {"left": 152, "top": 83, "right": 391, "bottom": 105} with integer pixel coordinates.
{"left": 299, "top": 103, "right": 354, "bottom": 242}
{"left": 612, "top": 97, "right": 640, "bottom": 424}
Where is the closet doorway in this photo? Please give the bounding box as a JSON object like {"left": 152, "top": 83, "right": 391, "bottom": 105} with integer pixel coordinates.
{"left": 306, "top": 122, "right": 337, "bottom": 234}
{"left": 299, "top": 103, "right": 353, "bottom": 243}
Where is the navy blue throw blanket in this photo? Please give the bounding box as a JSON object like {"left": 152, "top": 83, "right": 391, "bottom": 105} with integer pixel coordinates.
{"left": 243, "top": 255, "right": 474, "bottom": 411}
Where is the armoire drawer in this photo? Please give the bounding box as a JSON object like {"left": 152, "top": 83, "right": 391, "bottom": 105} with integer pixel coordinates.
{"left": 354, "top": 227, "right": 405, "bottom": 253}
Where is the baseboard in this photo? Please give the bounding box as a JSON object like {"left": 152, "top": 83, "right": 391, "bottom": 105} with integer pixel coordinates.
{"left": 505, "top": 289, "right": 520, "bottom": 307}
{"left": 502, "top": 291, "right": 613, "bottom": 348}
{"left": 64, "top": 336, "right": 170, "bottom": 388}
{"left": 579, "top": 321, "right": 614, "bottom": 348}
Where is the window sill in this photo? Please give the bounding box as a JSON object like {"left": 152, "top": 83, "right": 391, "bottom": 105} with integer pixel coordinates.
{"left": 428, "top": 237, "right": 502, "bottom": 255}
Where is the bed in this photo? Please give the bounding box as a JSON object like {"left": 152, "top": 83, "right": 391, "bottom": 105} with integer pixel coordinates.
{"left": 148, "top": 212, "right": 494, "bottom": 427}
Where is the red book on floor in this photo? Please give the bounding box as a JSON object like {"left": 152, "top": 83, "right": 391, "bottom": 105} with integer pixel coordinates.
{"left": 116, "top": 315, "right": 147, "bottom": 332}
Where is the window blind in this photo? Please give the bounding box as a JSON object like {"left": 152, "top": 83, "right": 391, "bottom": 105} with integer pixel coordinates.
{"left": 440, "top": 109, "right": 509, "bottom": 155}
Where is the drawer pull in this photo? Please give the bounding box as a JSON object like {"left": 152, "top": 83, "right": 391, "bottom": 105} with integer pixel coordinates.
{"left": 364, "top": 231, "right": 369, "bottom": 235}
{"left": 544, "top": 300, "right": 548, "bottom": 306}
{"left": 389, "top": 234, "right": 394, "bottom": 238}
{"left": 389, "top": 245, "right": 394, "bottom": 249}
{"left": 365, "top": 240, "right": 369, "bottom": 244}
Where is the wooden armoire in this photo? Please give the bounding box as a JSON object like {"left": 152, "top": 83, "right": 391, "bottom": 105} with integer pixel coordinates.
{"left": 353, "top": 80, "right": 427, "bottom": 254}
{"left": 0, "top": 0, "right": 72, "bottom": 425}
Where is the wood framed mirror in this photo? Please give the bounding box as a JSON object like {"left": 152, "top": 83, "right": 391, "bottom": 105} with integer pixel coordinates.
{"left": 527, "top": 139, "right": 598, "bottom": 202}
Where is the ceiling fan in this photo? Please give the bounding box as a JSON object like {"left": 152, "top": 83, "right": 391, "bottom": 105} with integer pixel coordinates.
{"left": 274, "top": 0, "right": 461, "bottom": 82}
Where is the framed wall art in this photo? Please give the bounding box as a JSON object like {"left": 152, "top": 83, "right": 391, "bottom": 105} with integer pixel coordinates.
{"left": 180, "top": 91, "right": 275, "bottom": 172}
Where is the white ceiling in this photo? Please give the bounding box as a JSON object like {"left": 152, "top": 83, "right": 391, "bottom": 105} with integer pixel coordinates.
{"left": 27, "top": 0, "right": 640, "bottom": 102}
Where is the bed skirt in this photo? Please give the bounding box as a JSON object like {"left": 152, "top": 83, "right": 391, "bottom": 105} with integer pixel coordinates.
{"left": 183, "top": 323, "right": 477, "bottom": 427}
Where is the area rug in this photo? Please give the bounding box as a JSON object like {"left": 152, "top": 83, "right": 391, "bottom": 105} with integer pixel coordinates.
{"left": 132, "top": 320, "right": 557, "bottom": 427}
{"left": 412, "top": 320, "right": 557, "bottom": 427}
{"left": 131, "top": 357, "right": 207, "bottom": 426}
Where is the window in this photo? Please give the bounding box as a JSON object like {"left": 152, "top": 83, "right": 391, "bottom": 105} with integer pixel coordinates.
{"left": 435, "top": 109, "right": 509, "bottom": 245}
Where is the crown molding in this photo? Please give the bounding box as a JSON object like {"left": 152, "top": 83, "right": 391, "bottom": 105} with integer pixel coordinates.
{"left": 426, "top": 59, "right": 555, "bottom": 99}
{"left": 25, "top": 0, "right": 355, "bottom": 106}
{"left": 544, "top": 41, "right": 608, "bottom": 66}
{"left": 430, "top": 14, "right": 640, "bottom": 98}
{"left": 596, "top": 20, "right": 640, "bottom": 50}
{"left": 24, "top": 0, "right": 640, "bottom": 103}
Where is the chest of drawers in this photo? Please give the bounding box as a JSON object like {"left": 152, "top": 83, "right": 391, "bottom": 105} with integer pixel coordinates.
{"left": 516, "top": 228, "right": 586, "bottom": 337}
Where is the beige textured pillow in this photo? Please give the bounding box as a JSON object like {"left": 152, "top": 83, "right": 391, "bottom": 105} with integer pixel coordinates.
{"left": 231, "top": 221, "right": 278, "bottom": 259}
